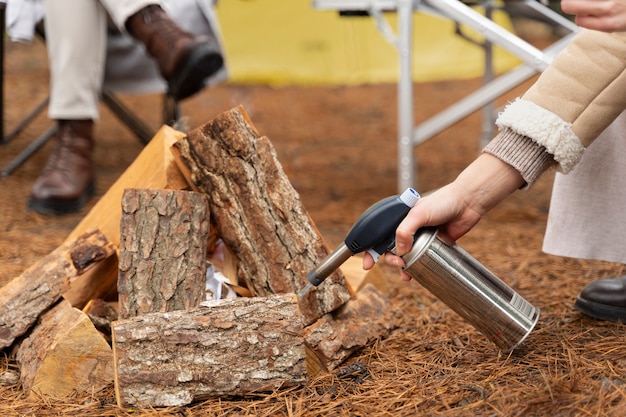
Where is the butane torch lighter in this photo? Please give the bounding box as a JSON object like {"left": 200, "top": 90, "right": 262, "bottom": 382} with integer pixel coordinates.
{"left": 299, "top": 187, "right": 420, "bottom": 297}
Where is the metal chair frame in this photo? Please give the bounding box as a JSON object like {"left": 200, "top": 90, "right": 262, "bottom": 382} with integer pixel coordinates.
{"left": 0, "top": 2, "right": 180, "bottom": 177}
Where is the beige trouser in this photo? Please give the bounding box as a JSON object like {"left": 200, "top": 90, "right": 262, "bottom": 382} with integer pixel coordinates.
{"left": 44, "top": 0, "right": 159, "bottom": 121}
{"left": 543, "top": 111, "right": 626, "bottom": 264}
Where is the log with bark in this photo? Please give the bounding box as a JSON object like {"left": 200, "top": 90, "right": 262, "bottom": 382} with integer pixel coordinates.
{"left": 0, "top": 228, "right": 115, "bottom": 350}
{"left": 303, "top": 284, "right": 395, "bottom": 370}
{"left": 117, "top": 188, "right": 210, "bottom": 319}
{"left": 172, "top": 106, "right": 351, "bottom": 325}
{"left": 63, "top": 125, "right": 189, "bottom": 308}
{"left": 112, "top": 294, "right": 306, "bottom": 407}
{"left": 16, "top": 299, "right": 114, "bottom": 399}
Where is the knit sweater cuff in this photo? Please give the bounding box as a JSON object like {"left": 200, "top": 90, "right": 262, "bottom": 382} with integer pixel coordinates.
{"left": 483, "top": 128, "right": 556, "bottom": 188}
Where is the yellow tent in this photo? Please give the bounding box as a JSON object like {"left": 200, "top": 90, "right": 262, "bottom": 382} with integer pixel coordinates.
{"left": 215, "top": 0, "right": 522, "bottom": 86}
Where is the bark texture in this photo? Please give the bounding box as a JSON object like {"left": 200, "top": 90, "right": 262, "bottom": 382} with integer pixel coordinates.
{"left": 63, "top": 126, "right": 188, "bottom": 309}
{"left": 303, "top": 284, "right": 395, "bottom": 369}
{"left": 112, "top": 294, "right": 306, "bottom": 407}
{"left": 117, "top": 188, "right": 210, "bottom": 319}
{"left": 0, "top": 229, "right": 115, "bottom": 350}
{"left": 173, "top": 106, "right": 351, "bottom": 325}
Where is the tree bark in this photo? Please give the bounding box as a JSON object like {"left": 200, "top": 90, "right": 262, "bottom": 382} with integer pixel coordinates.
{"left": 117, "top": 188, "right": 210, "bottom": 319}
{"left": 303, "top": 284, "right": 395, "bottom": 370}
{"left": 112, "top": 294, "right": 306, "bottom": 407}
{"left": 0, "top": 228, "right": 115, "bottom": 350}
{"left": 16, "top": 299, "right": 114, "bottom": 399}
{"left": 63, "top": 125, "right": 189, "bottom": 309}
{"left": 172, "top": 106, "right": 351, "bottom": 325}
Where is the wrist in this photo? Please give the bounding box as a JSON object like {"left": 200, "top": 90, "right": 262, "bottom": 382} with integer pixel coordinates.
{"left": 483, "top": 128, "right": 555, "bottom": 188}
{"left": 452, "top": 153, "right": 525, "bottom": 216}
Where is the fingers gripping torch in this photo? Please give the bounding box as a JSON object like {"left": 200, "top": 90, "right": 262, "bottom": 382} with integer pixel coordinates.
{"left": 298, "top": 188, "right": 540, "bottom": 352}
{"left": 299, "top": 188, "right": 420, "bottom": 297}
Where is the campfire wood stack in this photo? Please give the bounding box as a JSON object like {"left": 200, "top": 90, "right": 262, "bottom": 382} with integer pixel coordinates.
{"left": 0, "top": 106, "right": 395, "bottom": 408}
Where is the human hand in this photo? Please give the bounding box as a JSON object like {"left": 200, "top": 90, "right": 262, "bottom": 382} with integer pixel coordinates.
{"left": 561, "top": 0, "right": 626, "bottom": 32}
{"left": 384, "top": 184, "right": 482, "bottom": 280}
{"left": 360, "top": 183, "right": 483, "bottom": 280}
{"left": 362, "top": 153, "right": 525, "bottom": 280}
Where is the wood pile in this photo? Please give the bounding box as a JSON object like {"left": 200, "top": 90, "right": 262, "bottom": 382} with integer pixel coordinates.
{"left": 0, "top": 106, "right": 395, "bottom": 408}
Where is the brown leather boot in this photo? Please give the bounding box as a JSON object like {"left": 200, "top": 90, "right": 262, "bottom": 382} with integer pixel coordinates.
{"left": 126, "top": 5, "right": 223, "bottom": 101}
{"left": 27, "top": 120, "right": 95, "bottom": 215}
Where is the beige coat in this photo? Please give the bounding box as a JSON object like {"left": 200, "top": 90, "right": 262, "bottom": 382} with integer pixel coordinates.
{"left": 496, "top": 29, "right": 626, "bottom": 174}
{"left": 488, "top": 29, "right": 626, "bottom": 264}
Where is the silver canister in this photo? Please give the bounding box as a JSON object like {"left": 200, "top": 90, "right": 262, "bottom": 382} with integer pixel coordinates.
{"left": 401, "top": 227, "right": 540, "bottom": 352}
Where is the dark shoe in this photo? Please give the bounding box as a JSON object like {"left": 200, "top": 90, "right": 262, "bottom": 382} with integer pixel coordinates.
{"left": 574, "top": 276, "right": 626, "bottom": 322}
{"left": 27, "top": 120, "right": 95, "bottom": 215}
{"left": 126, "top": 5, "right": 224, "bottom": 101}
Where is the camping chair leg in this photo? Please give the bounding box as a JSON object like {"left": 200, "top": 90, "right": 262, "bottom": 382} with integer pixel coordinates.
{"left": 3, "top": 97, "right": 49, "bottom": 144}
{"left": 2, "top": 89, "right": 173, "bottom": 177}
{"left": 1, "top": 124, "right": 57, "bottom": 177}
{"left": 101, "top": 89, "right": 155, "bottom": 145}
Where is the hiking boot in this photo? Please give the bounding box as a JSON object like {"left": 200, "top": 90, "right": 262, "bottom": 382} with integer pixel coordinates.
{"left": 126, "top": 5, "right": 224, "bottom": 101}
{"left": 27, "top": 120, "right": 95, "bottom": 215}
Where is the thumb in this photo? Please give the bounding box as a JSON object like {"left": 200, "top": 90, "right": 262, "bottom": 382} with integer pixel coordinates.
{"left": 395, "top": 208, "right": 426, "bottom": 255}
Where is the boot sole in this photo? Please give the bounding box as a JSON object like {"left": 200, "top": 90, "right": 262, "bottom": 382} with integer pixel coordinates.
{"left": 574, "top": 296, "right": 626, "bottom": 323}
{"left": 27, "top": 181, "right": 95, "bottom": 215}
{"left": 168, "top": 43, "right": 224, "bottom": 101}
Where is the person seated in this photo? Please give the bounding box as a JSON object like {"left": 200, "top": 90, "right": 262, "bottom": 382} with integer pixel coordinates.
{"left": 26, "top": 0, "right": 224, "bottom": 215}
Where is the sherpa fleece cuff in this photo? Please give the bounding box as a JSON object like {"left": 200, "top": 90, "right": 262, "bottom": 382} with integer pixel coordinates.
{"left": 495, "top": 98, "right": 585, "bottom": 173}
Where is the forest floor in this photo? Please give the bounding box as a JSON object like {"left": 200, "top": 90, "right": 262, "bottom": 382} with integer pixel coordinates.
{"left": 2, "top": 27, "right": 626, "bottom": 416}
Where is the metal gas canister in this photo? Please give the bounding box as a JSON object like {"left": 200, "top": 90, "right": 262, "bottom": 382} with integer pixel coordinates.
{"left": 401, "top": 227, "right": 540, "bottom": 352}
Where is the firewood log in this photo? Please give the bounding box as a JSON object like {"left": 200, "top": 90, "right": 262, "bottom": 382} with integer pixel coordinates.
{"left": 16, "top": 299, "right": 114, "bottom": 399}
{"left": 0, "top": 228, "right": 114, "bottom": 350}
{"left": 112, "top": 294, "right": 306, "bottom": 407}
{"left": 303, "top": 284, "right": 395, "bottom": 370}
{"left": 117, "top": 188, "right": 210, "bottom": 319}
{"left": 172, "top": 106, "right": 351, "bottom": 325}
{"left": 63, "top": 125, "right": 188, "bottom": 309}
{"left": 82, "top": 298, "right": 118, "bottom": 343}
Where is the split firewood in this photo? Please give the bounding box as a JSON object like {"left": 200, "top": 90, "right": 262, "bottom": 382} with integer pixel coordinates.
{"left": 340, "top": 256, "right": 390, "bottom": 296}
{"left": 303, "top": 284, "right": 395, "bottom": 370}
{"left": 16, "top": 299, "right": 114, "bottom": 399}
{"left": 117, "top": 188, "right": 210, "bottom": 319}
{"left": 0, "top": 228, "right": 115, "bottom": 350}
{"left": 172, "top": 105, "right": 351, "bottom": 325}
{"left": 63, "top": 125, "right": 188, "bottom": 309}
{"left": 112, "top": 294, "right": 306, "bottom": 407}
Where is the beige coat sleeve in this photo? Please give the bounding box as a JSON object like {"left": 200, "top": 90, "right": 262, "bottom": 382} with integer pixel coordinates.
{"left": 493, "top": 29, "right": 626, "bottom": 175}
